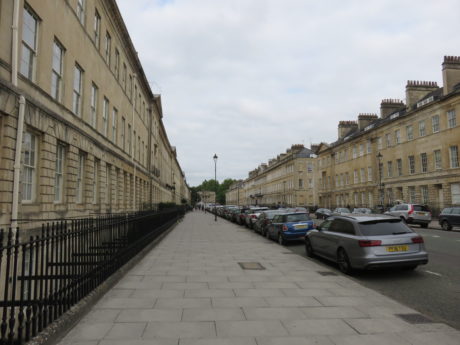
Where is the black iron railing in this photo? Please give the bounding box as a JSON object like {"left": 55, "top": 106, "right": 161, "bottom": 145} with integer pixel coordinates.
{"left": 0, "top": 208, "right": 184, "bottom": 345}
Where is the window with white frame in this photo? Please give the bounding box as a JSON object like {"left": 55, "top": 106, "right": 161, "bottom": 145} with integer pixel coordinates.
{"left": 112, "top": 108, "right": 117, "bottom": 143}
{"left": 385, "top": 133, "right": 391, "bottom": 147}
{"left": 54, "top": 144, "right": 65, "bottom": 202}
{"left": 20, "top": 6, "right": 39, "bottom": 80}
{"left": 92, "top": 159, "right": 99, "bottom": 203}
{"left": 51, "top": 40, "right": 64, "bottom": 101}
{"left": 93, "top": 10, "right": 101, "bottom": 48}
{"left": 121, "top": 117, "right": 125, "bottom": 150}
{"left": 387, "top": 161, "right": 393, "bottom": 177}
{"left": 367, "top": 167, "right": 372, "bottom": 181}
{"left": 90, "top": 83, "right": 98, "bottom": 128}
{"left": 102, "top": 97, "right": 109, "bottom": 136}
{"left": 434, "top": 149, "right": 442, "bottom": 170}
{"left": 359, "top": 144, "right": 364, "bottom": 157}
{"left": 367, "top": 140, "right": 372, "bottom": 153}
{"left": 127, "top": 124, "right": 131, "bottom": 154}
{"left": 432, "top": 115, "right": 440, "bottom": 133}
{"left": 352, "top": 145, "right": 357, "bottom": 159}
{"left": 450, "top": 145, "right": 459, "bottom": 168}
{"left": 354, "top": 170, "right": 358, "bottom": 184}
{"left": 395, "top": 129, "right": 401, "bottom": 144}
{"left": 421, "top": 186, "right": 429, "bottom": 204}
{"left": 406, "top": 125, "right": 414, "bottom": 140}
{"left": 114, "top": 49, "right": 120, "bottom": 79}
{"left": 419, "top": 120, "right": 426, "bottom": 137}
{"left": 368, "top": 192, "right": 373, "bottom": 207}
{"left": 447, "top": 110, "right": 456, "bottom": 128}
{"left": 408, "top": 186, "right": 416, "bottom": 203}
{"left": 420, "top": 153, "right": 428, "bottom": 173}
{"left": 104, "top": 31, "right": 111, "bottom": 65}
{"left": 72, "top": 64, "right": 83, "bottom": 116}
{"left": 397, "top": 159, "right": 402, "bottom": 176}
{"left": 22, "top": 131, "right": 37, "bottom": 201}
{"left": 360, "top": 168, "right": 365, "bottom": 183}
{"left": 122, "top": 63, "right": 127, "bottom": 90}
{"left": 76, "top": 153, "right": 85, "bottom": 203}
{"left": 76, "top": 0, "right": 85, "bottom": 24}
{"left": 377, "top": 137, "right": 382, "bottom": 150}
{"left": 408, "top": 155, "right": 415, "bottom": 174}
{"left": 345, "top": 172, "right": 349, "bottom": 185}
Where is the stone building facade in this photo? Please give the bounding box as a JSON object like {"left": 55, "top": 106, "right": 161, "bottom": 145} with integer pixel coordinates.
{"left": 0, "top": 0, "right": 189, "bottom": 230}
{"left": 226, "top": 180, "right": 245, "bottom": 206}
{"left": 316, "top": 56, "right": 460, "bottom": 213}
{"left": 228, "top": 145, "right": 317, "bottom": 208}
{"left": 198, "top": 191, "right": 216, "bottom": 204}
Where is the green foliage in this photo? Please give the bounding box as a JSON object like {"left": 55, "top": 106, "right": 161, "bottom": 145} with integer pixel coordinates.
{"left": 158, "top": 202, "right": 177, "bottom": 210}
{"left": 192, "top": 178, "right": 238, "bottom": 204}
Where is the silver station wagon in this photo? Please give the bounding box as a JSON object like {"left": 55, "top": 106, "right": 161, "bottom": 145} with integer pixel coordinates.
{"left": 304, "top": 214, "right": 428, "bottom": 274}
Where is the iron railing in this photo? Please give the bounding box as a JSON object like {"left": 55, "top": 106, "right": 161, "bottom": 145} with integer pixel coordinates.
{"left": 0, "top": 208, "right": 184, "bottom": 345}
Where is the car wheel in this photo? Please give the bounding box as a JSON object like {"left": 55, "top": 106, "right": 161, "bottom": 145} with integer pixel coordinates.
{"left": 420, "top": 223, "right": 428, "bottom": 228}
{"left": 337, "top": 248, "right": 353, "bottom": 275}
{"left": 305, "top": 238, "right": 314, "bottom": 257}
{"left": 265, "top": 229, "right": 271, "bottom": 240}
{"left": 400, "top": 217, "right": 406, "bottom": 223}
{"left": 441, "top": 221, "right": 452, "bottom": 231}
{"left": 278, "top": 233, "right": 286, "bottom": 246}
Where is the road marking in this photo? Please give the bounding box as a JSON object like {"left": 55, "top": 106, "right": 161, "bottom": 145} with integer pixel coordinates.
{"left": 431, "top": 235, "right": 440, "bottom": 238}
{"left": 424, "top": 270, "right": 442, "bottom": 277}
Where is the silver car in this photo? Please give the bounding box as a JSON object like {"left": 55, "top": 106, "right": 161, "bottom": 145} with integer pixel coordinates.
{"left": 385, "top": 203, "right": 431, "bottom": 228}
{"left": 304, "top": 214, "right": 428, "bottom": 274}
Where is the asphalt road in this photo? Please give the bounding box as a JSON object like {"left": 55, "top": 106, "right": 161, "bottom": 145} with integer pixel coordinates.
{"left": 284, "top": 224, "right": 460, "bottom": 330}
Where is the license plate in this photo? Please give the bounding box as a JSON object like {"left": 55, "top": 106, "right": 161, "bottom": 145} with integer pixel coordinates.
{"left": 294, "top": 224, "right": 307, "bottom": 229}
{"left": 386, "top": 245, "right": 409, "bottom": 252}
{"left": 416, "top": 212, "right": 426, "bottom": 216}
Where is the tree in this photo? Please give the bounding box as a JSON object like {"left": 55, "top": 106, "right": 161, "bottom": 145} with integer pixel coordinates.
{"left": 192, "top": 178, "right": 237, "bottom": 205}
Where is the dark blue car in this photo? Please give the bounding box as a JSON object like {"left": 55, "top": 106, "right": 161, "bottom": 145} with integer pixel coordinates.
{"left": 266, "top": 212, "right": 316, "bottom": 245}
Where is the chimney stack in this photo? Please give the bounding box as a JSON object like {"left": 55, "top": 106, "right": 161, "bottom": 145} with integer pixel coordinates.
{"left": 380, "top": 99, "right": 405, "bottom": 118}
{"left": 358, "top": 113, "right": 378, "bottom": 130}
{"left": 405, "top": 81, "right": 438, "bottom": 110}
{"left": 442, "top": 56, "right": 460, "bottom": 95}
{"left": 338, "top": 121, "right": 358, "bottom": 140}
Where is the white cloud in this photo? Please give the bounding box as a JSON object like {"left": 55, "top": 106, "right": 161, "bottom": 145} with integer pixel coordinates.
{"left": 117, "top": 0, "right": 460, "bottom": 186}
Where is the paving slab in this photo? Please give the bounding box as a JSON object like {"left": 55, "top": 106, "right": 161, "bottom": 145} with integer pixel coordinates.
{"left": 56, "top": 212, "right": 460, "bottom": 345}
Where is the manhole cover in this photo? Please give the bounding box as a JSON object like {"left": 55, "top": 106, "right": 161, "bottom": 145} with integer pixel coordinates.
{"left": 317, "top": 271, "right": 338, "bottom": 276}
{"left": 396, "top": 313, "right": 434, "bottom": 324}
{"left": 238, "top": 262, "right": 265, "bottom": 270}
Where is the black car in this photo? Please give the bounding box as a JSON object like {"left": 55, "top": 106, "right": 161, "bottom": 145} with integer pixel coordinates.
{"left": 315, "top": 208, "right": 331, "bottom": 219}
{"left": 438, "top": 207, "right": 460, "bottom": 231}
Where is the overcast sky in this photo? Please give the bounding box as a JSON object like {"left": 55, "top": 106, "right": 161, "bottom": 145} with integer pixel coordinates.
{"left": 117, "top": 0, "right": 460, "bottom": 187}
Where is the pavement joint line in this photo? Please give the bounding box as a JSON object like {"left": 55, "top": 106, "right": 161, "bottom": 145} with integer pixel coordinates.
{"left": 424, "top": 270, "right": 442, "bottom": 276}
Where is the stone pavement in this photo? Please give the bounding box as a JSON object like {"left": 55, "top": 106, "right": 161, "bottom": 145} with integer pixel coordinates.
{"left": 57, "top": 211, "right": 460, "bottom": 345}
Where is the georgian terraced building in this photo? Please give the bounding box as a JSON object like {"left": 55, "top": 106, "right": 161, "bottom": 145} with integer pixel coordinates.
{"left": 232, "top": 145, "right": 318, "bottom": 208}
{"left": 316, "top": 56, "right": 460, "bottom": 213}
{"left": 0, "top": 0, "right": 189, "bottom": 230}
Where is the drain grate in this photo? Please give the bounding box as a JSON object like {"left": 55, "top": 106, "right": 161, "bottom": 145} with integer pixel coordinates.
{"left": 317, "top": 271, "right": 338, "bottom": 276}
{"left": 238, "top": 262, "right": 265, "bottom": 270}
{"left": 396, "top": 313, "right": 434, "bottom": 324}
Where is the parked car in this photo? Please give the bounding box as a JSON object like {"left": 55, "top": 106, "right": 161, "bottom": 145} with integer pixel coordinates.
{"left": 315, "top": 208, "right": 332, "bottom": 219}
{"left": 253, "top": 210, "right": 284, "bottom": 236}
{"left": 245, "top": 207, "right": 269, "bottom": 229}
{"left": 438, "top": 207, "right": 460, "bottom": 230}
{"left": 332, "top": 208, "right": 351, "bottom": 215}
{"left": 304, "top": 214, "right": 428, "bottom": 274}
{"left": 352, "top": 208, "right": 372, "bottom": 214}
{"left": 266, "top": 212, "right": 316, "bottom": 245}
{"left": 385, "top": 204, "right": 431, "bottom": 228}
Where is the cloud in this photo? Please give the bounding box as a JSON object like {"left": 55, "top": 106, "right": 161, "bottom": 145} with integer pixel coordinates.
{"left": 117, "top": 0, "right": 460, "bottom": 186}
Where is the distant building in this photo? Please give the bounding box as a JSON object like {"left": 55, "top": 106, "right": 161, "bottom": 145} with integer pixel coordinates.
{"left": 316, "top": 56, "right": 460, "bottom": 213}
{"left": 0, "top": 0, "right": 189, "bottom": 230}
{"left": 198, "top": 191, "right": 216, "bottom": 204}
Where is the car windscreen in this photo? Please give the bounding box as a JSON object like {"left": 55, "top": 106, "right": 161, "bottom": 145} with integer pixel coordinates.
{"left": 286, "top": 214, "right": 311, "bottom": 222}
{"left": 358, "top": 220, "right": 413, "bottom": 236}
{"left": 266, "top": 212, "right": 282, "bottom": 219}
{"left": 413, "top": 205, "right": 430, "bottom": 212}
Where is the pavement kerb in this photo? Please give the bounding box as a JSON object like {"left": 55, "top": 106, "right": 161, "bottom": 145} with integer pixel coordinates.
{"left": 26, "top": 216, "right": 183, "bottom": 345}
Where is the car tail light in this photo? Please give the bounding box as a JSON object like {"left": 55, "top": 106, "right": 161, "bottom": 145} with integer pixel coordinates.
{"left": 282, "top": 225, "right": 288, "bottom": 231}
{"left": 251, "top": 215, "right": 257, "bottom": 219}
{"left": 408, "top": 205, "right": 414, "bottom": 215}
{"left": 411, "top": 236, "right": 424, "bottom": 244}
{"left": 358, "top": 240, "right": 382, "bottom": 247}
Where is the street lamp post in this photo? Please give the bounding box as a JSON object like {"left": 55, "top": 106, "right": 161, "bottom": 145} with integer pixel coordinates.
{"left": 377, "top": 152, "right": 384, "bottom": 209}
{"left": 213, "top": 154, "right": 218, "bottom": 222}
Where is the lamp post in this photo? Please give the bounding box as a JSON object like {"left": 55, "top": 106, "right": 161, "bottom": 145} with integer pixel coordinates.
{"left": 377, "top": 152, "right": 384, "bottom": 209}
{"left": 213, "top": 154, "right": 218, "bottom": 222}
